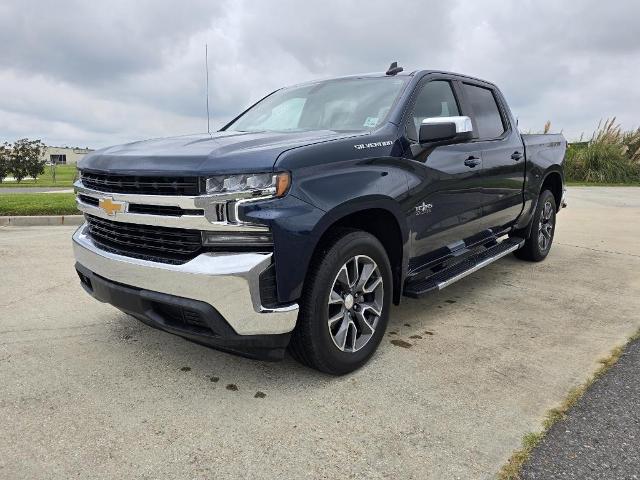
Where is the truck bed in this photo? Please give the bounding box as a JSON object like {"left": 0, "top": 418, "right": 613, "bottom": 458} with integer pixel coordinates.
{"left": 521, "top": 133, "right": 567, "bottom": 167}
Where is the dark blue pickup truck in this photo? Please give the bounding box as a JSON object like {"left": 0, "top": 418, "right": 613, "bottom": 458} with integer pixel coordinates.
{"left": 73, "top": 63, "right": 566, "bottom": 374}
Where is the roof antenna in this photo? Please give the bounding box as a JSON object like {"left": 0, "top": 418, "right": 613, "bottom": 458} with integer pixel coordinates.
{"left": 205, "top": 43, "right": 211, "bottom": 134}
{"left": 386, "top": 61, "right": 403, "bottom": 76}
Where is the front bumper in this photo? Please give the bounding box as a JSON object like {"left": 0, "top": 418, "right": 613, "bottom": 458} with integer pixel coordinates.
{"left": 72, "top": 224, "right": 299, "bottom": 356}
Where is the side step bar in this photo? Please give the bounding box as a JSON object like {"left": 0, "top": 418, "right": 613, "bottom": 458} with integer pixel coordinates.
{"left": 403, "top": 237, "right": 524, "bottom": 298}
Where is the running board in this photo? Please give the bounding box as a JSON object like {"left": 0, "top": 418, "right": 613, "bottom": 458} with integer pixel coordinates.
{"left": 403, "top": 237, "right": 524, "bottom": 298}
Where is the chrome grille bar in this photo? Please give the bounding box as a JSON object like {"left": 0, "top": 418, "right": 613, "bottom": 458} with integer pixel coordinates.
{"left": 74, "top": 180, "right": 266, "bottom": 232}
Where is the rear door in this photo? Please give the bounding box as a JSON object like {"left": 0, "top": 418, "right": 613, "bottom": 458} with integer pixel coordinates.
{"left": 402, "top": 78, "right": 486, "bottom": 265}
{"left": 461, "top": 82, "right": 525, "bottom": 230}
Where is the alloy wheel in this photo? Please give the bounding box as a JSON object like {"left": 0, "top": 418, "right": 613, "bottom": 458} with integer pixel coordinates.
{"left": 538, "top": 200, "right": 555, "bottom": 251}
{"left": 327, "top": 255, "right": 384, "bottom": 353}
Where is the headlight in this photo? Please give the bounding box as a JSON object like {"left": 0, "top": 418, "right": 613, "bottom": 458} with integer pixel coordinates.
{"left": 205, "top": 172, "right": 290, "bottom": 198}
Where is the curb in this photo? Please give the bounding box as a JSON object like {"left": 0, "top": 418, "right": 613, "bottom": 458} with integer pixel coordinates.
{"left": 0, "top": 215, "right": 84, "bottom": 227}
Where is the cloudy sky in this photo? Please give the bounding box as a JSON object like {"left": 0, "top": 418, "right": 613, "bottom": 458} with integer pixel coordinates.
{"left": 1, "top": 0, "right": 638, "bottom": 148}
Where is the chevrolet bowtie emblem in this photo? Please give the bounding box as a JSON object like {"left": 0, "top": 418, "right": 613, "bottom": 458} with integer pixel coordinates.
{"left": 98, "top": 197, "right": 125, "bottom": 216}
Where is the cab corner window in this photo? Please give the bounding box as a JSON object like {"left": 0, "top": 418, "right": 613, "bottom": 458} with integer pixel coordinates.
{"left": 407, "top": 81, "right": 460, "bottom": 141}
{"left": 463, "top": 84, "right": 506, "bottom": 139}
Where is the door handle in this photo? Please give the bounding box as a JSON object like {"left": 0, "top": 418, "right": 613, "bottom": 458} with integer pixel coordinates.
{"left": 464, "top": 156, "right": 480, "bottom": 168}
{"left": 511, "top": 151, "right": 523, "bottom": 161}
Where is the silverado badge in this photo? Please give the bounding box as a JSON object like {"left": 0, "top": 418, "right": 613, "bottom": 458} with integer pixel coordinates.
{"left": 353, "top": 140, "right": 393, "bottom": 150}
{"left": 99, "top": 197, "right": 125, "bottom": 216}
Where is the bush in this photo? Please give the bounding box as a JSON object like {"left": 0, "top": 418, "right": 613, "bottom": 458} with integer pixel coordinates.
{"left": 565, "top": 118, "right": 640, "bottom": 184}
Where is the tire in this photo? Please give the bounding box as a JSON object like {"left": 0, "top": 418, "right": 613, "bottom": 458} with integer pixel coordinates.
{"left": 289, "top": 229, "right": 393, "bottom": 375}
{"left": 514, "top": 189, "right": 557, "bottom": 262}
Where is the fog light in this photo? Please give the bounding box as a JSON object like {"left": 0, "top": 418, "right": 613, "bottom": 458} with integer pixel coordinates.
{"left": 201, "top": 231, "right": 273, "bottom": 247}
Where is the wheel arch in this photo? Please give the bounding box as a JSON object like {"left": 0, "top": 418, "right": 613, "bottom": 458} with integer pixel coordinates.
{"left": 514, "top": 168, "right": 564, "bottom": 238}
{"left": 309, "top": 199, "right": 408, "bottom": 305}
{"left": 540, "top": 170, "right": 563, "bottom": 209}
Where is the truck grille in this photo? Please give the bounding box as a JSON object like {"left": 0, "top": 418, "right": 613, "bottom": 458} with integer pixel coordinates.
{"left": 81, "top": 171, "right": 200, "bottom": 196}
{"left": 85, "top": 214, "right": 202, "bottom": 264}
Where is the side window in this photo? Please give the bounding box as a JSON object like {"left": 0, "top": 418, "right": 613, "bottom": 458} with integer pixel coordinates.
{"left": 463, "top": 84, "right": 506, "bottom": 139}
{"left": 407, "top": 81, "right": 460, "bottom": 141}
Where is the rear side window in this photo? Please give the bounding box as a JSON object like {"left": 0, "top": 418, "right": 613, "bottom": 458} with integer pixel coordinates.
{"left": 463, "top": 84, "right": 506, "bottom": 139}
{"left": 407, "top": 81, "right": 460, "bottom": 140}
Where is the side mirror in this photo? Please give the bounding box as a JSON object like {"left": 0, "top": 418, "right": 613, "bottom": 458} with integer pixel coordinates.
{"left": 419, "top": 116, "right": 473, "bottom": 144}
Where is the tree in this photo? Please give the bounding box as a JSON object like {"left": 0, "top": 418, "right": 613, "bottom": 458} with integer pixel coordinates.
{"left": 0, "top": 142, "right": 11, "bottom": 183}
{"left": 10, "top": 138, "right": 46, "bottom": 183}
{"left": 50, "top": 161, "right": 57, "bottom": 184}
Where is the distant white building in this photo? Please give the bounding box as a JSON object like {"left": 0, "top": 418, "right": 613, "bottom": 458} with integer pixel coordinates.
{"left": 42, "top": 146, "right": 93, "bottom": 165}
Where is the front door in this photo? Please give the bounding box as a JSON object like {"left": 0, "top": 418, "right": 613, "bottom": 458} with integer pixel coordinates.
{"left": 402, "top": 79, "right": 487, "bottom": 267}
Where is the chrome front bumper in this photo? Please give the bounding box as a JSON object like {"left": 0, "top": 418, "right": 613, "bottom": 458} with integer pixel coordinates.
{"left": 72, "top": 224, "right": 298, "bottom": 336}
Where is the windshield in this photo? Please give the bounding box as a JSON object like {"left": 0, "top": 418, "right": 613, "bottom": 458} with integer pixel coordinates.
{"left": 225, "top": 77, "right": 408, "bottom": 133}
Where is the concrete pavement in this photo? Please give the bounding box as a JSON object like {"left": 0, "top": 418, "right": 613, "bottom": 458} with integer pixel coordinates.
{"left": 1, "top": 187, "right": 639, "bottom": 479}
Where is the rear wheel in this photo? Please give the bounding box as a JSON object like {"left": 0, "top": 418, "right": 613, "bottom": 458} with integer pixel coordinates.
{"left": 289, "top": 229, "right": 392, "bottom": 375}
{"left": 514, "top": 189, "right": 557, "bottom": 262}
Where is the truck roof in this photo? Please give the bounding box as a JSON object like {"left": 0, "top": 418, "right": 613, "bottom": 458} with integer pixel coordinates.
{"left": 285, "top": 69, "right": 497, "bottom": 90}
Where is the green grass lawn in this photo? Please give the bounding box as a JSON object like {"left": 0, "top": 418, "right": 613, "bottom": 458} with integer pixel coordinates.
{"left": 0, "top": 164, "right": 78, "bottom": 188}
{"left": 0, "top": 193, "right": 79, "bottom": 216}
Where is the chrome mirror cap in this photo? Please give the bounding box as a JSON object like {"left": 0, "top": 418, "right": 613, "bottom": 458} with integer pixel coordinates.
{"left": 421, "top": 116, "right": 473, "bottom": 134}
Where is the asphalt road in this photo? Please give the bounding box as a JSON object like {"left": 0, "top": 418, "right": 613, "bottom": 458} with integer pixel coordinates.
{"left": 1, "top": 187, "right": 639, "bottom": 479}
{"left": 522, "top": 337, "right": 640, "bottom": 480}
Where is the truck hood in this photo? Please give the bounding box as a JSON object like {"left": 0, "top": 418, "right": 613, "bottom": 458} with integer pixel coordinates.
{"left": 79, "top": 130, "right": 366, "bottom": 175}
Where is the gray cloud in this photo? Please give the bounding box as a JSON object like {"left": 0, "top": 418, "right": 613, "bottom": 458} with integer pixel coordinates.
{"left": 0, "top": 0, "right": 225, "bottom": 84}
{"left": 0, "top": 0, "right": 638, "bottom": 147}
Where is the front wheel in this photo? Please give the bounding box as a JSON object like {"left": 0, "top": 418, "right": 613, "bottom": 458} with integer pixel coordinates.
{"left": 289, "top": 229, "right": 392, "bottom": 375}
{"left": 514, "top": 189, "right": 557, "bottom": 262}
